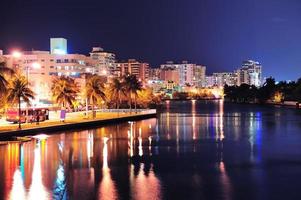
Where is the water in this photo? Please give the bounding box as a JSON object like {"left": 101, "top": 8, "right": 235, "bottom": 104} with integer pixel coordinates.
{"left": 1, "top": 100, "right": 301, "bottom": 200}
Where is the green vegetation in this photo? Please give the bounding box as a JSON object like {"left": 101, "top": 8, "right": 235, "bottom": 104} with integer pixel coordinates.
{"left": 85, "top": 75, "right": 106, "bottom": 118}
{"left": 51, "top": 76, "right": 79, "bottom": 108}
{"left": 6, "top": 75, "right": 35, "bottom": 129}
{"left": 123, "top": 74, "right": 143, "bottom": 113}
{"left": 224, "top": 77, "right": 301, "bottom": 104}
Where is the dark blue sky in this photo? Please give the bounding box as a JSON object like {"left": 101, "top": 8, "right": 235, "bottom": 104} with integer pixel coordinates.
{"left": 1, "top": 0, "right": 301, "bottom": 80}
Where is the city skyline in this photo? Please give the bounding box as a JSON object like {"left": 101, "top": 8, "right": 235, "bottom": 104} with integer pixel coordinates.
{"left": 1, "top": 0, "right": 301, "bottom": 81}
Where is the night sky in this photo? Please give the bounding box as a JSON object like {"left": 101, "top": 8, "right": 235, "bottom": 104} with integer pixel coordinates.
{"left": 1, "top": 0, "right": 301, "bottom": 81}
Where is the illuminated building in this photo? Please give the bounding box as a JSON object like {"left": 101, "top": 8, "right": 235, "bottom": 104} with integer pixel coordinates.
{"left": 89, "top": 47, "right": 116, "bottom": 77}
{"left": 205, "top": 76, "right": 215, "bottom": 88}
{"left": 211, "top": 72, "right": 237, "bottom": 87}
{"left": 236, "top": 60, "right": 262, "bottom": 87}
{"left": 193, "top": 65, "right": 206, "bottom": 87}
{"left": 160, "top": 68, "right": 180, "bottom": 85}
{"left": 0, "top": 50, "right": 6, "bottom": 63}
{"left": 149, "top": 68, "right": 161, "bottom": 80}
{"left": 160, "top": 61, "right": 206, "bottom": 87}
{"left": 116, "top": 59, "right": 149, "bottom": 82}
{"left": 50, "top": 38, "right": 67, "bottom": 55}
{"left": 3, "top": 39, "right": 96, "bottom": 104}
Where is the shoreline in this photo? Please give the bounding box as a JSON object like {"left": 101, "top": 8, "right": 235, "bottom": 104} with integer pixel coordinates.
{"left": 163, "top": 99, "right": 300, "bottom": 109}
{"left": 223, "top": 100, "right": 300, "bottom": 109}
{"left": 0, "top": 111, "right": 157, "bottom": 139}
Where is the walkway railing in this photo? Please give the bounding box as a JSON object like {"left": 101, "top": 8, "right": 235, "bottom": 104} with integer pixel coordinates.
{"left": 95, "top": 109, "right": 156, "bottom": 113}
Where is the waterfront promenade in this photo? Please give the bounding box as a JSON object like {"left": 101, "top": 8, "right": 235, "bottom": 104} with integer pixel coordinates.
{"left": 0, "top": 109, "right": 157, "bottom": 137}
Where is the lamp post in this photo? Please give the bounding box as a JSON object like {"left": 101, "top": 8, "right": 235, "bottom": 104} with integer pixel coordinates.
{"left": 25, "top": 62, "right": 41, "bottom": 122}
{"left": 11, "top": 50, "right": 22, "bottom": 71}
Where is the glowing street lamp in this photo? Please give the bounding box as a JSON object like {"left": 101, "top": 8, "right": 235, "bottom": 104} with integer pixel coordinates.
{"left": 11, "top": 50, "right": 22, "bottom": 70}
{"left": 12, "top": 50, "right": 22, "bottom": 58}
{"left": 25, "top": 62, "right": 41, "bottom": 122}
{"left": 27, "top": 62, "right": 41, "bottom": 82}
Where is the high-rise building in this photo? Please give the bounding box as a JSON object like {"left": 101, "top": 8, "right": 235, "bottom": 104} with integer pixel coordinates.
{"left": 116, "top": 59, "right": 149, "bottom": 82}
{"left": 212, "top": 72, "right": 237, "bottom": 87}
{"left": 149, "top": 68, "right": 161, "bottom": 80}
{"left": 89, "top": 47, "right": 116, "bottom": 76}
{"left": 160, "top": 68, "right": 180, "bottom": 84}
{"left": 50, "top": 38, "right": 67, "bottom": 55}
{"left": 193, "top": 65, "right": 206, "bottom": 87}
{"left": 236, "top": 60, "right": 262, "bottom": 87}
{"left": 160, "top": 61, "right": 206, "bottom": 86}
{"left": 205, "top": 76, "right": 215, "bottom": 88}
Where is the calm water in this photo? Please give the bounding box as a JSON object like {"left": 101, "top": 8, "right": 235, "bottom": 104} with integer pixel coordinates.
{"left": 1, "top": 100, "right": 301, "bottom": 200}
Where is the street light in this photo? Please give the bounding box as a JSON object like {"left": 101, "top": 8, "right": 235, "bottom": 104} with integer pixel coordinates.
{"left": 25, "top": 62, "right": 41, "bottom": 122}
{"left": 12, "top": 50, "right": 22, "bottom": 58}
{"left": 102, "top": 69, "right": 107, "bottom": 75}
{"left": 26, "top": 62, "right": 41, "bottom": 82}
{"left": 11, "top": 50, "right": 22, "bottom": 71}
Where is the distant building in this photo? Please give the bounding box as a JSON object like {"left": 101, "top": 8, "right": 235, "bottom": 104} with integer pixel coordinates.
{"left": 89, "top": 47, "right": 116, "bottom": 76}
{"left": 160, "top": 61, "right": 206, "bottom": 86}
{"left": 212, "top": 72, "right": 237, "bottom": 87}
{"left": 205, "top": 76, "right": 215, "bottom": 88}
{"left": 160, "top": 68, "right": 180, "bottom": 84}
{"left": 149, "top": 68, "right": 161, "bottom": 80}
{"left": 236, "top": 60, "right": 262, "bottom": 87}
{"left": 116, "top": 59, "right": 149, "bottom": 82}
{"left": 193, "top": 65, "right": 206, "bottom": 87}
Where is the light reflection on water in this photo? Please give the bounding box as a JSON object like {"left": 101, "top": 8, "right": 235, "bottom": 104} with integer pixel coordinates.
{"left": 98, "top": 137, "right": 118, "bottom": 200}
{"left": 1, "top": 100, "right": 301, "bottom": 199}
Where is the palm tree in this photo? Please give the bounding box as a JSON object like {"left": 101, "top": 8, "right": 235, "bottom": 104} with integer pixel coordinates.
{"left": 110, "top": 78, "right": 126, "bottom": 110}
{"left": 0, "top": 62, "right": 14, "bottom": 97}
{"left": 6, "top": 75, "right": 34, "bottom": 129}
{"left": 124, "top": 74, "right": 142, "bottom": 113}
{"left": 85, "top": 75, "right": 106, "bottom": 119}
{"left": 51, "top": 76, "right": 79, "bottom": 119}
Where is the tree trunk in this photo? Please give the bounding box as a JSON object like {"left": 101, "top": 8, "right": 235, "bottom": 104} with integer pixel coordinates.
{"left": 117, "top": 91, "right": 120, "bottom": 116}
{"left": 129, "top": 92, "right": 132, "bottom": 113}
{"left": 92, "top": 98, "right": 95, "bottom": 119}
{"left": 18, "top": 96, "right": 21, "bottom": 129}
{"left": 86, "top": 98, "right": 89, "bottom": 118}
{"left": 134, "top": 93, "right": 137, "bottom": 113}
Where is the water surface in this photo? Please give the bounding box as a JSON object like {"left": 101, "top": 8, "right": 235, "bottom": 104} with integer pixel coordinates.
{"left": 1, "top": 100, "right": 301, "bottom": 200}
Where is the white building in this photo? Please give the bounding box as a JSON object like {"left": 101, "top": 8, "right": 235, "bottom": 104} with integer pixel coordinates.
{"left": 193, "top": 65, "right": 206, "bottom": 87}
{"left": 236, "top": 60, "right": 262, "bottom": 87}
{"left": 3, "top": 38, "right": 96, "bottom": 104}
{"left": 89, "top": 47, "right": 116, "bottom": 76}
{"left": 160, "top": 61, "right": 206, "bottom": 87}
{"left": 212, "top": 72, "right": 237, "bottom": 87}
